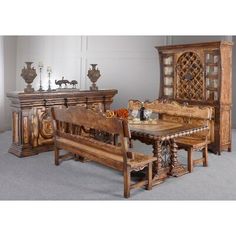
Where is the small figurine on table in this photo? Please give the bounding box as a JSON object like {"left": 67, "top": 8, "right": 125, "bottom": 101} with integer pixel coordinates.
{"left": 70, "top": 80, "right": 78, "bottom": 89}
{"left": 55, "top": 77, "right": 70, "bottom": 89}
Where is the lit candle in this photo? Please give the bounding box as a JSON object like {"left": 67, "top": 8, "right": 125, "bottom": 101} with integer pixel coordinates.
{"left": 47, "top": 66, "right": 52, "bottom": 73}
{"left": 38, "top": 61, "right": 44, "bottom": 68}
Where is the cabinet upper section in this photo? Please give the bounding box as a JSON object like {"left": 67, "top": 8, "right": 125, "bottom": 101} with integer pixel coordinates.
{"left": 156, "top": 41, "right": 233, "bottom": 104}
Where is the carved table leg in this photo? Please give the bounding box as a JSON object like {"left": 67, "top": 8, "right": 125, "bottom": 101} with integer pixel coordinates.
{"left": 152, "top": 140, "right": 168, "bottom": 186}
{"left": 169, "top": 138, "right": 188, "bottom": 177}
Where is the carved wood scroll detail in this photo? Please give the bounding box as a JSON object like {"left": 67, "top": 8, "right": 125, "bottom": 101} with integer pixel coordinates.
{"left": 31, "top": 107, "right": 54, "bottom": 147}
{"left": 144, "top": 99, "right": 213, "bottom": 120}
{"left": 13, "top": 112, "right": 19, "bottom": 144}
{"left": 23, "top": 116, "right": 29, "bottom": 144}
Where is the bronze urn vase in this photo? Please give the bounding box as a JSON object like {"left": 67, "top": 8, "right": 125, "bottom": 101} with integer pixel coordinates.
{"left": 87, "top": 64, "right": 101, "bottom": 90}
{"left": 21, "top": 62, "right": 37, "bottom": 93}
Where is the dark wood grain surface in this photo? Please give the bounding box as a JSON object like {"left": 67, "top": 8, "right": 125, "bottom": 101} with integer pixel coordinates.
{"left": 7, "top": 89, "right": 118, "bottom": 157}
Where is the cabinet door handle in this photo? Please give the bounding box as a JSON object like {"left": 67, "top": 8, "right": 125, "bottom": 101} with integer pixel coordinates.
{"left": 64, "top": 98, "right": 68, "bottom": 107}
{"left": 43, "top": 99, "right": 47, "bottom": 107}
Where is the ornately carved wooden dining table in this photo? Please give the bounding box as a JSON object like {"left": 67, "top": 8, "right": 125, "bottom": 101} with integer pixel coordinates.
{"left": 129, "top": 120, "right": 208, "bottom": 186}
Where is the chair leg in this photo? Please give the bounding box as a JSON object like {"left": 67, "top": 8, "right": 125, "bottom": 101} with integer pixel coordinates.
{"left": 55, "top": 146, "right": 60, "bottom": 166}
{"left": 203, "top": 144, "right": 208, "bottom": 167}
{"left": 129, "top": 139, "right": 133, "bottom": 148}
{"left": 146, "top": 163, "right": 152, "bottom": 190}
{"left": 124, "top": 166, "right": 131, "bottom": 198}
{"left": 187, "top": 147, "right": 193, "bottom": 173}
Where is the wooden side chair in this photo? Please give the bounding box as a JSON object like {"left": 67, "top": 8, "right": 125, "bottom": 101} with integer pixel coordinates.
{"left": 176, "top": 136, "right": 209, "bottom": 173}
{"left": 175, "top": 111, "right": 212, "bottom": 173}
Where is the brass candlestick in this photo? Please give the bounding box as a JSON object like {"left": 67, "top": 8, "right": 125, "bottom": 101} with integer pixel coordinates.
{"left": 38, "top": 62, "right": 44, "bottom": 91}
{"left": 47, "top": 66, "right": 52, "bottom": 92}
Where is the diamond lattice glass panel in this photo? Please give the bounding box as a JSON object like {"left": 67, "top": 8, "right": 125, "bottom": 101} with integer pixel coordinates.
{"left": 206, "top": 78, "right": 218, "bottom": 89}
{"left": 164, "top": 67, "right": 173, "bottom": 76}
{"left": 176, "top": 51, "right": 204, "bottom": 100}
{"left": 213, "top": 66, "right": 218, "bottom": 74}
{"left": 164, "top": 77, "right": 173, "bottom": 86}
{"left": 164, "top": 87, "right": 173, "bottom": 96}
{"left": 163, "top": 56, "right": 173, "bottom": 65}
{"left": 213, "top": 55, "right": 219, "bottom": 63}
{"left": 205, "top": 53, "right": 211, "bottom": 63}
{"left": 206, "top": 90, "right": 218, "bottom": 101}
{"left": 214, "top": 91, "right": 218, "bottom": 100}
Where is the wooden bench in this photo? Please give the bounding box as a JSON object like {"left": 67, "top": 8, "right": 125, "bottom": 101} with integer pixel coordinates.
{"left": 128, "top": 99, "right": 213, "bottom": 173}
{"left": 50, "top": 106, "right": 156, "bottom": 198}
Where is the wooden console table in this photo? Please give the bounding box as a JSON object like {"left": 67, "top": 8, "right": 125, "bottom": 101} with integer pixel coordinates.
{"left": 129, "top": 120, "right": 208, "bottom": 185}
{"left": 7, "top": 89, "right": 117, "bottom": 157}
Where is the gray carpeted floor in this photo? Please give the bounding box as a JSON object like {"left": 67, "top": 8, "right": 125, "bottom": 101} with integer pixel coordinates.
{"left": 0, "top": 130, "right": 236, "bottom": 200}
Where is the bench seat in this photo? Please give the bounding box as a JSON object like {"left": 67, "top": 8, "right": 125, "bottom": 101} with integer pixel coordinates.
{"left": 176, "top": 136, "right": 210, "bottom": 149}
{"left": 127, "top": 152, "right": 156, "bottom": 169}
{"left": 56, "top": 137, "right": 155, "bottom": 170}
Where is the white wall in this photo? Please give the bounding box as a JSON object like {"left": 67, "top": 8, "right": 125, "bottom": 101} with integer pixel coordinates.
{"left": 16, "top": 36, "right": 166, "bottom": 109}
{"left": 1, "top": 36, "right": 17, "bottom": 130}
{"left": 171, "top": 35, "right": 231, "bottom": 44}
{"left": 0, "top": 36, "right": 5, "bottom": 132}
{"left": 0, "top": 36, "right": 17, "bottom": 131}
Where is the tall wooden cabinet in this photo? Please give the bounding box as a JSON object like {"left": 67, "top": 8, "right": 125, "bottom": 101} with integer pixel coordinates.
{"left": 156, "top": 41, "right": 233, "bottom": 155}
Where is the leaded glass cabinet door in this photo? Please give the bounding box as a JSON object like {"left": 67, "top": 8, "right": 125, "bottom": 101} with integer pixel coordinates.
{"left": 175, "top": 51, "right": 204, "bottom": 101}
{"left": 162, "top": 54, "right": 174, "bottom": 98}
{"left": 205, "top": 50, "right": 220, "bottom": 101}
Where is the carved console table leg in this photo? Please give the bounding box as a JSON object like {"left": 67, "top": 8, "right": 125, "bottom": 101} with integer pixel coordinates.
{"left": 169, "top": 139, "right": 188, "bottom": 177}
{"left": 152, "top": 140, "right": 168, "bottom": 186}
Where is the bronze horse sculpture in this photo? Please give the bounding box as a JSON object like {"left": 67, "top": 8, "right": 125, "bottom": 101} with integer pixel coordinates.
{"left": 55, "top": 77, "right": 70, "bottom": 88}
{"left": 70, "top": 80, "right": 78, "bottom": 88}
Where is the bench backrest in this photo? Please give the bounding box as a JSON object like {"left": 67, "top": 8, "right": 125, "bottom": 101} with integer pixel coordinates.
{"left": 128, "top": 99, "right": 214, "bottom": 141}
{"left": 51, "top": 106, "right": 131, "bottom": 170}
{"left": 51, "top": 106, "right": 128, "bottom": 136}
{"left": 144, "top": 100, "right": 213, "bottom": 120}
